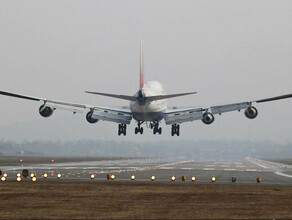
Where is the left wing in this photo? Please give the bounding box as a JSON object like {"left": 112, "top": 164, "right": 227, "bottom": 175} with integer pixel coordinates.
{"left": 164, "top": 93, "right": 292, "bottom": 125}
{"left": 0, "top": 90, "right": 133, "bottom": 125}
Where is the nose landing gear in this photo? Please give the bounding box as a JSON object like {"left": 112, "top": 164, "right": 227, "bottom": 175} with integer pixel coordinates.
{"left": 135, "top": 121, "right": 144, "bottom": 134}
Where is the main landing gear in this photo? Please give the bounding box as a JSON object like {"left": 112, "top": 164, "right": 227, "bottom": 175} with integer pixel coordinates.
{"left": 135, "top": 121, "right": 144, "bottom": 134}
{"left": 118, "top": 124, "right": 127, "bottom": 136}
{"left": 171, "top": 124, "right": 180, "bottom": 136}
{"left": 151, "top": 122, "right": 162, "bottom": 135}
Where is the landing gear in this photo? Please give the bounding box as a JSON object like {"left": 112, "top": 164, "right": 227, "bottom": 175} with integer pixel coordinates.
{"left": 118, "top": 124, "right": 127, "bottom": 136}
{"left": 152, "top": 122, "right": 162, "bottom": 135}
{"left": 135, "top": 121, "right": 144, "bottom": 134}
{"left": 171, "top": 124, "right": 180, "bottom": 136}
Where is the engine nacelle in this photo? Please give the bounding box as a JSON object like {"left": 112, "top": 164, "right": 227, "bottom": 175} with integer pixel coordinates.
{"left": 39, "top": 105, "right": 54, "bottom": 117}
{"left": 202, "top": 112, "right": 215, "bottom": 125}
{"left": 245, "top": 106, "right": 258, "bottom": 119}
{"left": 86, "top": 111, "right": 99, "bottom": 124}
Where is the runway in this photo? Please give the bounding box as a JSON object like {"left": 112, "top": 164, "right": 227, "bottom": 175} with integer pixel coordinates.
{"left": 1, "top": 156, "right": 292, "bottom": 185}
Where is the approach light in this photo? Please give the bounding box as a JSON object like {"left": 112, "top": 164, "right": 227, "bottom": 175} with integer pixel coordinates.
{"left": 211, "top": 176, "right": 216, "bottom": 182}
{"left": 43, "top": 173, "right": 48, "bottom": 178}
{"left": 191, "top": 176, "right": 196, "bottom": 182}
{"left": 90, "top": 174, "right": 95, "bottom": 179}
{"left": 16, "top": 177, "right": 22, "bottom": 182}
{"left": 30, "top": 173, "right": 35, "bottom": 178}
{"left": 151, "top": 175, "right": 156, "bottom": 181}
{"left": 1, "top": 176, "right": 6, "bottom": 181}
{"left": 171, "top": 176, "right": 176, "bottom": 181}
{"left": 31, "top": 176, "right": 37, "bottom": 182}
{"left": 181, "top": 176, "right": 186, "bottom": 181}
{"left": 57, "top": 173, "right": 62, "bottom": 179}
{"left": 16, "top": 173, "right": 21, "bottom": 177}
{"left": 110, "top": 174, "right": 115, "bottom": 180}
{"left": 3, "top": 173, "right": 8, "bottom": 178}
{"left": 131, "top": 175, "right": 136, "bottom": 180}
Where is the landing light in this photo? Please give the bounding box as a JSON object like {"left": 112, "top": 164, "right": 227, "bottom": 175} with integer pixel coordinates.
{"left": 256, "top": 177, "right": 262, "bottom": 183}
{"left": 211, "top": 176, "right": 216, "bottom": 182}
{"left": 151, "top": 175, "right": 156, "bottom": 181}
{"left": 191, "top": 176, "right": 196, "bottom": 182}
{"left": 171, "top": 176, "right": 176, "bottom": 181}
{"left": 131, "top": 175, "right": 136, "bottom": 180}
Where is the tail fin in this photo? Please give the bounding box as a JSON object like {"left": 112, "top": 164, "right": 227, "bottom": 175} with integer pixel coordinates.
{"left": 140, "top": 40, "right": 145, "bottom": 89}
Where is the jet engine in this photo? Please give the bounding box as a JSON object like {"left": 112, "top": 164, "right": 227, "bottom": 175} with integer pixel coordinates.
{"left": 202, "top": 112, "right": 215, "bottom": 125}
{"left": 86, "top": 111, "right": 99, "bottom": 124}
{"left": 39, "top": 105, "right": 54, "bottom": 117}
{"left": 245, "top": 106, "right": 258, "bottom": 119}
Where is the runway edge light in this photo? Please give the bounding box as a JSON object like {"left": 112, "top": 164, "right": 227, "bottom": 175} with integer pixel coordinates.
{"left": 130, "top": 175, "right": 136, "bottom": 180}
{"left": 211, "top": 176, "right": 216, "bottom": 182}
{"left": 171, "top": 176, "right": 176, "bottom": 181}
{"left": 191, "top": 176, "right": 196, "bottom": 182}
{"left": 90, "top": 174, "right": 95, "bottom": 179}
{"left": 151, "top": 175, "right": 156, "bottom": 181}
{"left": 256, "top": 177, "right": 262, "bottom": 183}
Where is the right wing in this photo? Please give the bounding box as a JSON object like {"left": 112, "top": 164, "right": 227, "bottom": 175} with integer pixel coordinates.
{"left": 0, "top": 90, "right": 133, "bottom": 125}
{"left": 164, "top": 92, "right": 292, "bottom": 125}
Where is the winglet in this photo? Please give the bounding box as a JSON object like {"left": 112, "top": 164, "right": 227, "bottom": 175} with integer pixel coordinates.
{"left": 140, "top": 40, "right": 145, "bottom": 89}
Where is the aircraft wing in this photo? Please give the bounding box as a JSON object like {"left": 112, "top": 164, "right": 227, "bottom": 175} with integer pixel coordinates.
{"left": 164, "top": 93, "right": 292, "bottom": 125}
{"left": 0, "top": 90, "right": 133, "bottom": 125}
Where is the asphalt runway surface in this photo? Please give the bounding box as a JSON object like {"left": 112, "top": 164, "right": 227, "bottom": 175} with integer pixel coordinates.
{"left": 1, "top": 156, "right": 292, "bottom": 185}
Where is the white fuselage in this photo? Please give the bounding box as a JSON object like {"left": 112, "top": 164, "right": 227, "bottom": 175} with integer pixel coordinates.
{"left": 130, "top": 81, "right": 167, "bottom": 121}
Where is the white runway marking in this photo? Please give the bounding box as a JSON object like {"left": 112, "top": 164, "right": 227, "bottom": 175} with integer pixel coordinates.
{"left": 224, "top": 169, "right": 236, "bottom": 171}
{"left": 246, "top": 169, "right": 258, "bottom": 172}
{"left": 203, "top": 168, "right": 215, "bottom": 170}
{"left": 274, "top": 171, "right": 292, "bottom": 178}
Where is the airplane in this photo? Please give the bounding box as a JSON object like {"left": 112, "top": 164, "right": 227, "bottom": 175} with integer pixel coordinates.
{"left": 0, "top": 41, "right": 292, "bottom": 136}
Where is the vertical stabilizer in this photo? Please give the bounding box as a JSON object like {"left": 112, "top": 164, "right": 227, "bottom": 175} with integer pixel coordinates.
{"left": 140, "top": 40, "right": 145, "bottom": 89}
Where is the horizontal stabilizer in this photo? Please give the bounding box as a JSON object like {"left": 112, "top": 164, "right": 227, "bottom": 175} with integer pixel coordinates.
{"left": 85, "top": 91, "right": 197, "bottom": 102}
{"left": 85, "top": 91, "right": 136, "bottom": 101}
{"left": 147, "top": 92, "right": 197, "bottom": 101}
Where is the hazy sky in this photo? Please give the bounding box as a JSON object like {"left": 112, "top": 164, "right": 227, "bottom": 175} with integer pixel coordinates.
{"left": 0, "top": 0, "right": 292, "bottom": 143}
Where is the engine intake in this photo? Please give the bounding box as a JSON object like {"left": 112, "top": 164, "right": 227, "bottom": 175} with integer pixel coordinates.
{"left": 245, "top": 106, "right": 258, "bottom": 119}
{"left": 202, "top": 112, "right": 215, "bottom": 125}
{"left": 39, "top": 105, "right": 54, "bottom": 117}
{"left": 86, "top": 111, "right": 99, "bottom": 124}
